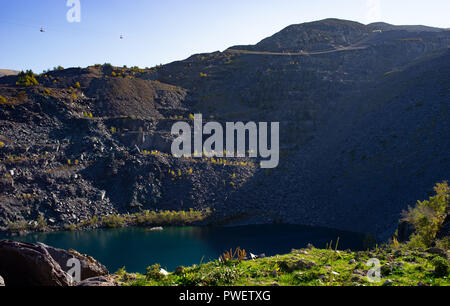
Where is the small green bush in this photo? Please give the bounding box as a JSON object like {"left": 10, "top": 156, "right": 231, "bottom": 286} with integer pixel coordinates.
{"left": 102, "top": 63, "right": 113, "bottom": 74}
{"left": 101, "top": 214, "right": 126, "bottom": 228}
{"left": 432, "top": 257, "right": 449, "bottom": 277}
{"left": 64, "top": 224, "right": 77, "bottom": 231}
{"left": 145, "top": 264, "right": 165, "bottom": 281}
{"left": 435, "top": 237, "right": 450, "bottom": 250}
{"left": 403, "top": 182, "right": 449, "bottom": 248}
{"left": 176, "top": 271, "right": 204, "bottom": 286}
{"left": 115, "top": 267, "right": 127, "bottom": 277}
{"left": 16, "top": 70, "right": 39, "bottom": 86}
{"left": 293, "top": 271, "right": 321, "bottom": 284}
{"left": 7, "top": 221, "right": 29, "bottom": 232}
{"left": 205, "top": 265, "right": 242, "bottom": 285}
{"left": 36, "top": 215, "right": 47, "bottom": 231}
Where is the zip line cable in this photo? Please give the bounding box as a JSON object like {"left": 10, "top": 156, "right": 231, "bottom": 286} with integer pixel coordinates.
{"left": 0, "top": 19, "right": 130, "bottom": 39}
{"left": 0, "top": 19, "right": 144, "bottom": 72}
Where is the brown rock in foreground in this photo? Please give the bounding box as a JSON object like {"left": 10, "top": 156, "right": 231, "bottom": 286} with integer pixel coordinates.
{"left": 0, "top": 240, "right": 109, "bottom": 286}
{"left": 77, "top": 275, "right": 118, "bottom": 287}
{"left": 0, "top": 240, "right": 71, "bottom": 286}
{"left": 42, "top": 243, "right": 109, "bottom": 281}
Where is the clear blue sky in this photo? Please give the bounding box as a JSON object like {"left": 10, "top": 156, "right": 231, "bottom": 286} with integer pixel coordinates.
{"left": 1, "top": 0, "right": 449, "bottom": 73}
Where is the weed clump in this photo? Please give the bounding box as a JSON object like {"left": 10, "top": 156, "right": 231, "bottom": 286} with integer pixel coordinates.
{"left": 145, "top": 264, "right": 165, "bottom": 281}
{"left": 36, "top": 215, "right": 47, "bottom": 231}
{"left": 219, "top": 247, "right": 247, "bottom": 264}
{"left": 7, "top": 221, "right": 29, "bottom": 232}
{"left": 101, "top": 214, "right": 126, "bottom": 228}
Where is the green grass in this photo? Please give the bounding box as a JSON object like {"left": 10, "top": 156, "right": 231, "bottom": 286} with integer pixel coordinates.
{"left": 116, "top": 245, "right": 449, "bottom": 287}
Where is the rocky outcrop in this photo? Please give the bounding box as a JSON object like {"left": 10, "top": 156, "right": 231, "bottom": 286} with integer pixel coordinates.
{"left": 251, "top": 19, "right": 369, "bottom": 53}
{"left": 0, "top": 240, "right": 71, "bottom": 286}
{"left": 0, "top": 240, "right": 108, "bottom": 286}
{"left": 40, "top": 243, "right": 109, "bottom": 281}
{"left": 77, "top": 275, "right": 118, "bottom": 287}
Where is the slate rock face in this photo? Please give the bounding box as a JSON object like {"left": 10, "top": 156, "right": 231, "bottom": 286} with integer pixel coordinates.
{"left": 0, "top": 18, "right": 449, "bottom": 240}
{"left": 252, "top": 18, "right": 369, "bottom": 52}
{"left": 0, "top": 240, "right": 108, "bottom": 286}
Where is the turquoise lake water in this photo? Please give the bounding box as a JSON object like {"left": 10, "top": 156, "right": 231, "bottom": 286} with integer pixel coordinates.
{"left": 1, "top": 225, "right": 366, "bottom": 273}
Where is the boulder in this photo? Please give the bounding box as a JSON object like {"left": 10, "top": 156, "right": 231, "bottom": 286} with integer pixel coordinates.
{"left": 40, "top": 243, "right": 109, "bottom": 281}
{"left": 96, "top": 190, "right": 106, "bottom": 201}
{"left": 426, "top": 247, "right": 448, "bottom": 258}
{"left": 149, "top": 226, "right": 163, "bottom": 232}
{"left": 0, "top": 240, "right": 71, "bottom": 286}
{"left": 0, "top": 240, "right": 109, "bottom": 286}
{"left": 77, "top": 276, "right": 117, "bottom": 287}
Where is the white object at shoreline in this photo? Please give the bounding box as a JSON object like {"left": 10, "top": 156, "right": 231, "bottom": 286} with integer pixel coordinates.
{"left": 149, "top": 227, "right": 163, "bottom": 232}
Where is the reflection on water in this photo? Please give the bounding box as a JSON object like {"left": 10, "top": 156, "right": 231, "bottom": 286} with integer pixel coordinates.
{"left": 1, "top": 225, "right": 365, "bottom": 273}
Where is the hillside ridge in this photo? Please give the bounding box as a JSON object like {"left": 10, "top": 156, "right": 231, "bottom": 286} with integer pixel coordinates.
{"left": 0, "top": 19, "right": 449, "bottom": 240}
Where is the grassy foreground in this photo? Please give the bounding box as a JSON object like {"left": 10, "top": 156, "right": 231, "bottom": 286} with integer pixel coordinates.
{"left": 115, "top": 182, "right": 449, "bottom": 286}
{"left": 115, "top": 244, "right": 449, "bottom": 286}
